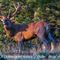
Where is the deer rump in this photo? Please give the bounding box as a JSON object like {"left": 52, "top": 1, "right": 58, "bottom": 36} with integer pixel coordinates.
{"left": 5, "top": 21, "right": 45, "bottom": 42}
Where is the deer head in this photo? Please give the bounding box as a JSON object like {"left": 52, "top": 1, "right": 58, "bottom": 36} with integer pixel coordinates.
{"left": 0, "top": 2, "right": 21, "bottom": 29}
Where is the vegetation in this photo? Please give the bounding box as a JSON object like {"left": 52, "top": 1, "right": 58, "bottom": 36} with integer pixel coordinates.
{"left": 0, "top": 0, "right": 60, "bottom": 53}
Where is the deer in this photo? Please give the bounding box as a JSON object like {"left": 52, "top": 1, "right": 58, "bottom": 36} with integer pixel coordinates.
{"left": 0, "top": 2, "right": 55, "bottom": 51}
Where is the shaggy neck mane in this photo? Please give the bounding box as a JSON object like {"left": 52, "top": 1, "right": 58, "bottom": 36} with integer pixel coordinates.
{"left": 5, "top": 21, "right": 28, "bottom": 37}
{"left": 6, "top": 22, "right": 16, "bottom": 37}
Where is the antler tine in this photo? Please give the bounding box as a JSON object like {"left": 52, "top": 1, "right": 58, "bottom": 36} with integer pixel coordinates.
{"left": 7, "top": 9, "right": 11, "bottom": 19}
{"left": 14, "top": 2, "right": 20, "bottom": 10}
{"left": 11, "top": 2, "right": 21, "bottom": 18}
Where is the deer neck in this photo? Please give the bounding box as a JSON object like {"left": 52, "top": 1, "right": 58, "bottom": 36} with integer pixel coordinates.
{"left": 3, "top": 23, "right": 15, "bottom": 37}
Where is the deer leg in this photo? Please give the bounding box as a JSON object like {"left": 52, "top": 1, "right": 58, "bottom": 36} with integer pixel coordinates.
{"left": 47, "top": 32, "right": 56, "bottom": 51}
{"left": 52, "top": 39, "right": 59, "bottom": 51}
{"left": 37, "top": 35, "right": 51, "bottom": 51}
{"left": 17, "top": 40, "right": 24, "bottom": 50}
{"left": 36, "top": 29, "right": 49, "bottom": 51}
{"left": 37, "top": 34, "right": 49, "bottom": 51}
{"left": 37, "top": 38, "right": 43, "bottom": 51}
{"left": 29, "top": 41, "right": 33, "bottom": 49}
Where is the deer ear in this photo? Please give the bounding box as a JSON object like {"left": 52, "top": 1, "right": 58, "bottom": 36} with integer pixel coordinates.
{"left": 0, "top": 16, "right": 5, "bottom": 21}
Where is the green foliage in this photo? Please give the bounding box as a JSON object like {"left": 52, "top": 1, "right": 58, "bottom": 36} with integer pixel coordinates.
{"left": 56, "top": 1, "right": 60, "bottom": 9}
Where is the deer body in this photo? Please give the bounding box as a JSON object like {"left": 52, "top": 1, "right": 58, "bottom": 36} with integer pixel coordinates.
{"left": 10, "top": 22, "right": 35, "bottom": 42}
{"left": 0, "top": 2, "right": 51, "bottom": 51}
{"left": 3, "top": 19, "right": 46, "bottom": 43}
{"left": 0, "top": 2, "right": 46, "bottom": 43}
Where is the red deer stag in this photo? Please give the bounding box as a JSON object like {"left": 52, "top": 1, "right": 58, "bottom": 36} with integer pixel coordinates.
{"left": 0, "top": 2, "right": 49, "bottom": 50}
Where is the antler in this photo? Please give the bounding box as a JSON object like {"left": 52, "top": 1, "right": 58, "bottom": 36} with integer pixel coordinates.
{"left": 7, "top": 2, "right": 22, "bottom": 19}
{"left": 12, "top": 2, "right": 21, "bottom": 17}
